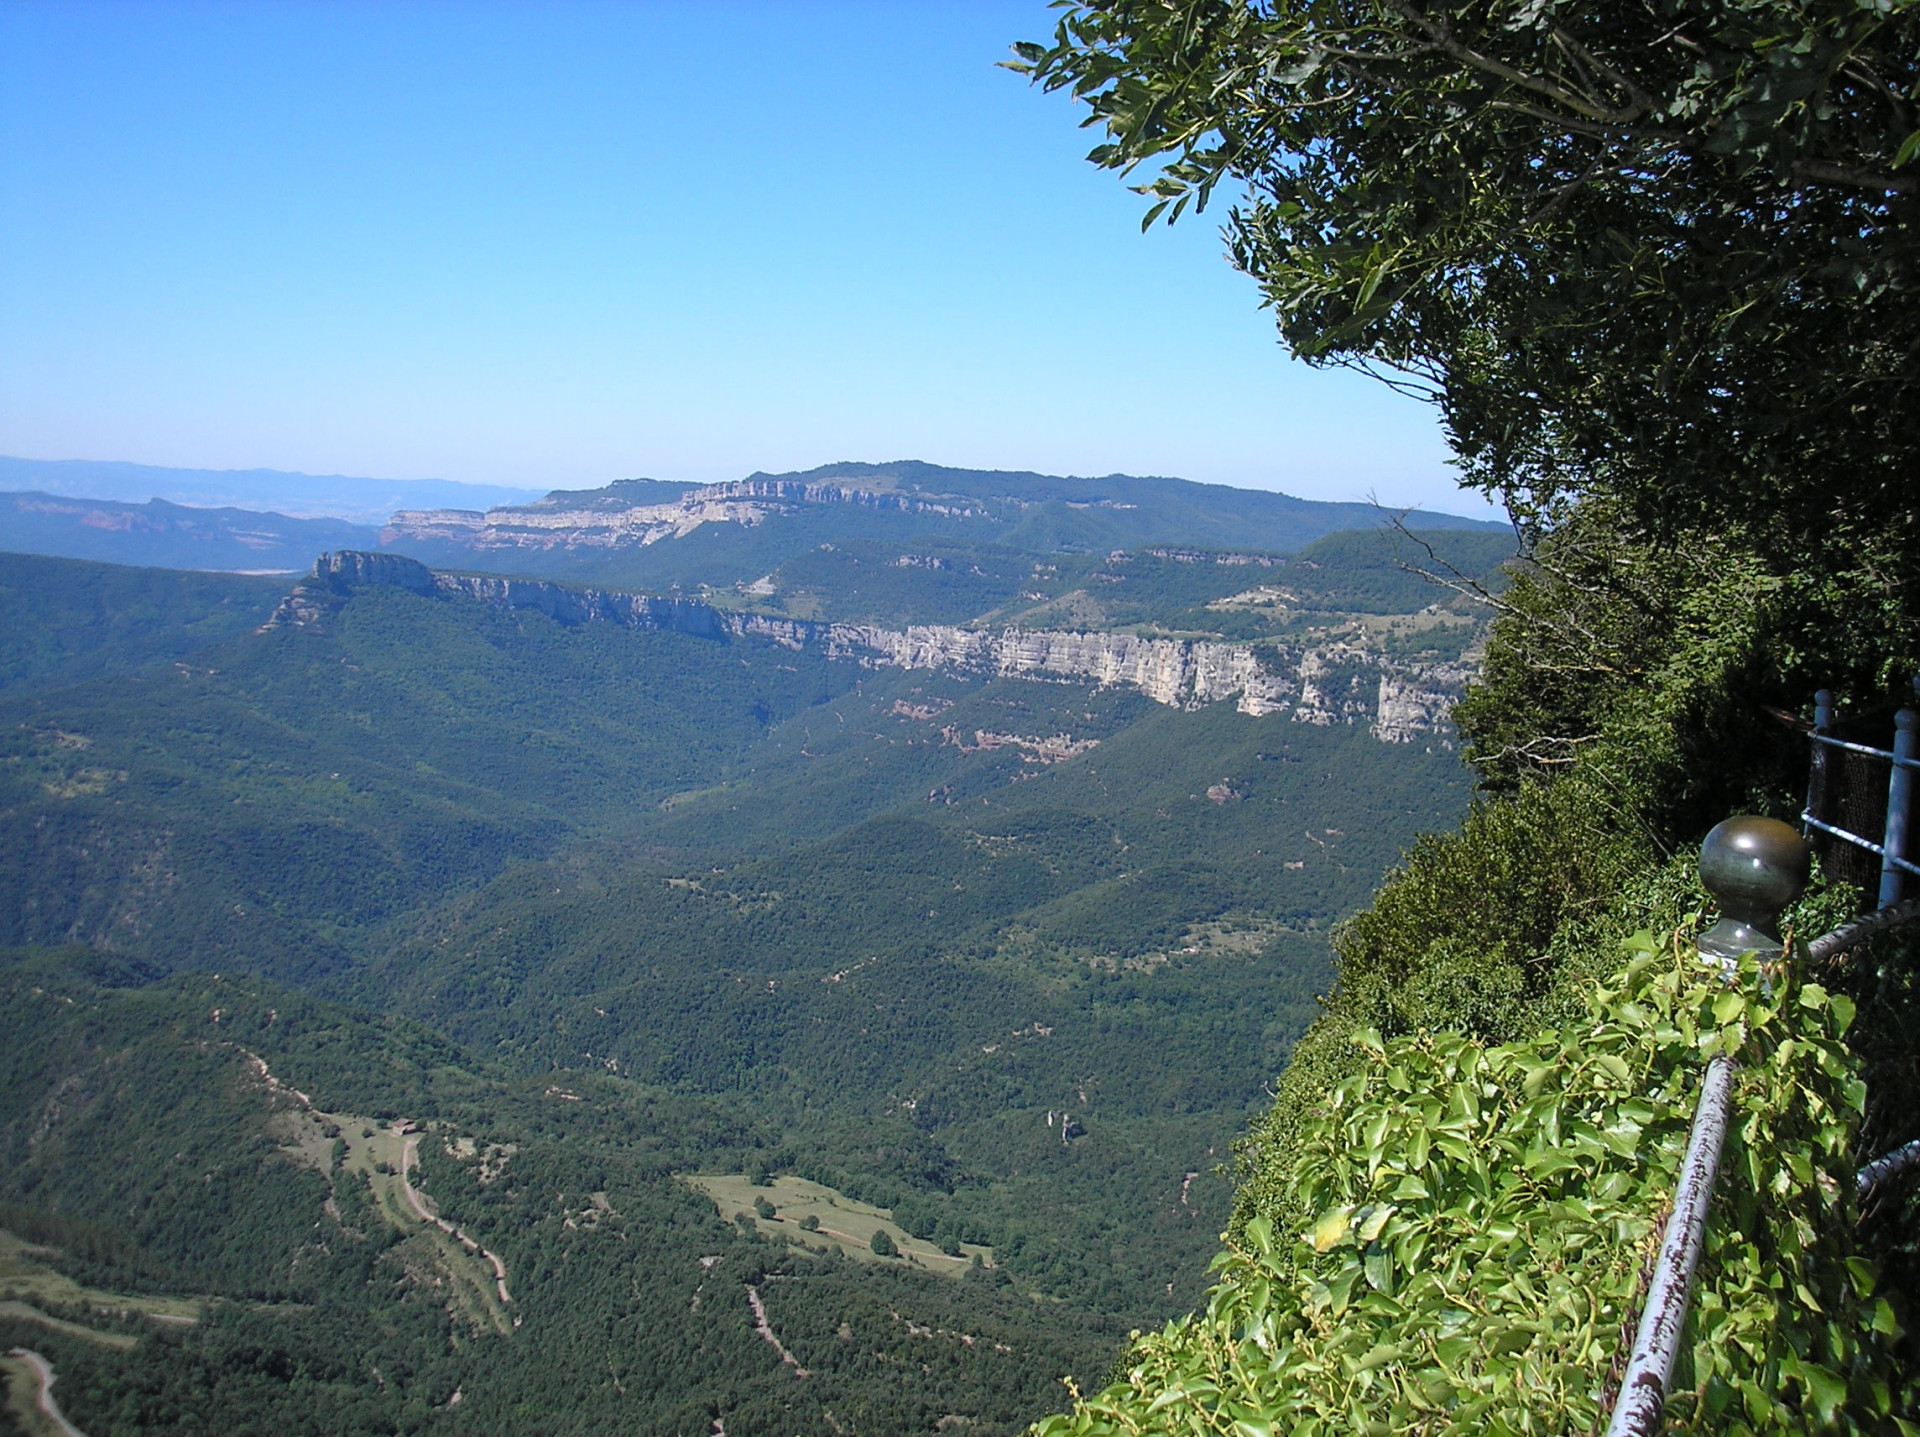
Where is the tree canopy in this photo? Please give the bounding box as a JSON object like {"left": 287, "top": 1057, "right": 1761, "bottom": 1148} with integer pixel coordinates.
{"left": 1014, "top": 1, "right": 1920, "bottom": 573}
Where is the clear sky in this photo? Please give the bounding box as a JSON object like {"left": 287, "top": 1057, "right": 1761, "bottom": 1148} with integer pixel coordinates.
{"left": 0, "top": 1, "right": 1491, "bottom": 517}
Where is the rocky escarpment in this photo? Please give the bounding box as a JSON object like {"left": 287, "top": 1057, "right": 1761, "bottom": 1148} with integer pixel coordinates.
{"left": 383, "top": 478, "right": 990, "bottom": 554}
{"left": 267, "top": 554, "right": 1472, "bottom": 743}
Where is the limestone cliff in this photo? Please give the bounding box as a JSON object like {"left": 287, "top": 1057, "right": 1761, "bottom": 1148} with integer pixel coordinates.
{"left": 268, "top": 553, "right": 1472, "bottom": 743}
{"left": 383, "top": 477, "right": 989, "bottom": 553}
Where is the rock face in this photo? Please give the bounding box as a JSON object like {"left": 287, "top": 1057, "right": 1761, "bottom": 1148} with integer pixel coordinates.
{"left": 268, "top": 553, "right": 1471, "bottom": 743}
{"left": 263, "top": 550, "right": 437, "bottom": 627}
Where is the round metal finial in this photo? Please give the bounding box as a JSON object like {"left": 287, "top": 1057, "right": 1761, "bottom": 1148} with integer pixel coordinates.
{"left": 1696, "top": 816, "right": 1810, "bottom": 969}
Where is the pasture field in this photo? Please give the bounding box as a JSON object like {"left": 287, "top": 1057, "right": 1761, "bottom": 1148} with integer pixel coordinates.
{"left": 687, "top": 1173, "right": 995, "bottom": 1275}
{"left": 0, "top": 1229, "right": 198, "bottom": 1329}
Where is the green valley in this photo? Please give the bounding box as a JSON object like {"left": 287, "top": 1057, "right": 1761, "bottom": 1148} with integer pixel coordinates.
{"left": 0, "top": 511, "right": 1503, "bottom": 1433}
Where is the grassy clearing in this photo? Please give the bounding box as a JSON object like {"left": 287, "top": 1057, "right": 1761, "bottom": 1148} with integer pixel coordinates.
{"left": 0, "top": 1229, "right": 199, "bottom": 1327}
{"left": 1, "top": 1351, "right": 68, "bottom": 1437}
{"left": 685, "top": 1174, "right": 994, "bottom": 1276}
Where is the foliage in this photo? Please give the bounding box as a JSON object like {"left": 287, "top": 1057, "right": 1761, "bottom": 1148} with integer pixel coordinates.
{"left": 1454, "top": 499, "right": 1916, "bottom": 818}
{"left": 1038, "top": 943, "right": 1915, "bottom": 1436}
{"left": 1013, "top": 3, "right": 1920, "bottom": 1428}
{"left": 1013, "top": 1, "right": 1920, "bottom": 587}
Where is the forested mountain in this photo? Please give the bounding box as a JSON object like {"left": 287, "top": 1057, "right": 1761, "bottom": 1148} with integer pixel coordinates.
{"left": 0, "top": 554, "right": 286, "bottom": 694}
{"left": 0, "top": 522, "right": 1501, "bottom": 1433}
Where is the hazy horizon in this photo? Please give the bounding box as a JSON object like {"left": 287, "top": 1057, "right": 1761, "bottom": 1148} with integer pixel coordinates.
{"left": 0, "top": 450, "right": 1505, "bottom": 531}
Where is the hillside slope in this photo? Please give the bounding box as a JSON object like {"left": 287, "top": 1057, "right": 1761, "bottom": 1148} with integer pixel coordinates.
{"left": 0, "top": 947, "right": 1117, "bottom": 1436}
{"left": 0, "top": 553, "right": 285, "bottom": 696}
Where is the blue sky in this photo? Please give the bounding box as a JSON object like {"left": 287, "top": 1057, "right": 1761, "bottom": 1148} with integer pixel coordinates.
{"left": 0, "top": 1, "right": 1489, "bottom": 516}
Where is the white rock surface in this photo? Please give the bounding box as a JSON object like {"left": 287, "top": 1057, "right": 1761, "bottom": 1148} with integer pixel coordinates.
{"left": 269, "top": 554, "right": 1470, "bottom": 742}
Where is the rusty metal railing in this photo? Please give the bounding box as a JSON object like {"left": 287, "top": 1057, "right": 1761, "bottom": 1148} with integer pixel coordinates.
{"left": 1602, "top": 818, "right": 1920, "bottom": 1435}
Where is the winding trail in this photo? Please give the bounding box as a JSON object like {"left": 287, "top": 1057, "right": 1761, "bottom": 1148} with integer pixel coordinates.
{"left": 6, "top": 1348, "right": 87, "bottom": 1437}
{"left": 400, "top": 1136, "right": 515, "bottom": 1308}
{"left": 744, "top": 1286, "right": 809, "bottom": 1377}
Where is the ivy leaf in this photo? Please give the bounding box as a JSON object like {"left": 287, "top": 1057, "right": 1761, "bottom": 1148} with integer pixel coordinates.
{"left": 1801, "top": 1364, "right": 1847, "bottom": 1425}
{"left": 1357, "top": 1204, "right": 1397, "bottom": 1244}
{"left": 1362, "top": 1245, "right": 1394, "bottom": 1295}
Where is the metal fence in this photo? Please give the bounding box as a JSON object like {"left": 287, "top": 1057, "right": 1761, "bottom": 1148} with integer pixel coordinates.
{"left": 1802, "top": 679, "right": 1919, "bottom": 909}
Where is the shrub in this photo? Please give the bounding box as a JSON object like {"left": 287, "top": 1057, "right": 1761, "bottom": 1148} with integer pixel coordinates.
{"left": 1039, "top": 941, "right": 1913, "bottom": 1435}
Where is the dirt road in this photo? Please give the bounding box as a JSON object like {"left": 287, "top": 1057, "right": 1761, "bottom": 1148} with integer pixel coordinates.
{"left": 5, "top": 1348, "right": 87, "bottom": 1437}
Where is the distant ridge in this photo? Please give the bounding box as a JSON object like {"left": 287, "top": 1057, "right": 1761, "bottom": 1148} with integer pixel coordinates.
{"left": 739, "top": 459, "right": 1500, "bottom": 536}
{"left": 0, "top": 490, "right": 382, "bottom": 573}
{"left": 381, "top": 459, "right": 1502, "bottom": 583}
{"left": 1, "top": 456, "right": 1503, "bottom": 584}
{"left": 0, "top": 455, "right": 544, "bottom": 527}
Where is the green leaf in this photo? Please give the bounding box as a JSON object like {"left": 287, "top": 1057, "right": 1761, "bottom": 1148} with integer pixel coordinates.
{"left": 1353, "top": 1341, "right": 1403, "bottom": 1372}
{"left": 1829, "top": 993, "right": 1856, "bottom": 1034}
{"left": 1363, "top": 1245, "right": 1393, "bottom": 1294}
{"left": 1357, "top": 1204, "right": 1397, "bottom": 1243}
{"left": 1244, "top": 1214, "right": 1275, "bottom": 1256}
{"left": 1310, "top": 1206, "right": 1354, "bottom": 1253}
{"left": 1802, "top": 1364, "right": 1847, "bottom": 1426}
{"left": 1873, "top": 1297, "right": 1904, "bottom": 1338}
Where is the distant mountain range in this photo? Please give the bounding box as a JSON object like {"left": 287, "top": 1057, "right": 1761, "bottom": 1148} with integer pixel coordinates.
{"left": 2, "top": 457, "right": 1504, "bottom": 582}
{"left": 0, "top": 455, "right": 543, "bottom": 526}
{"left": 0, "top": 490, "right": 383, "bottom": 573}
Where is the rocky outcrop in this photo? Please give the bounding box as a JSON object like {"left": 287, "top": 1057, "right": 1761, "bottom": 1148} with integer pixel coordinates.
{"left": 265, "top": 553, "right": 1470, "bottom": 741}
{"left": 262, "top": 550, "right": 437, "bottom": 627}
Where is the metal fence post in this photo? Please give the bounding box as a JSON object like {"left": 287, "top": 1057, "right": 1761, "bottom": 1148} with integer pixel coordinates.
{"left": 1880, "top": 706, "right": 1917, "bottom": 909}
{"left": 1805, "top": 689, "right": 1833, "bottom": 838}
{"left": 1605, "top": 1056, "right": 1738, "bottom": 1437}
{"left": 1603, "top": 819, "right": 1808, "bottom": 1436}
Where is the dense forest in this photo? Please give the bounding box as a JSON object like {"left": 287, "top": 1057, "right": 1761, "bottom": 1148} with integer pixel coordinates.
{"left": 0, "top": 949, "right": 1119, "bottom": 1435}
